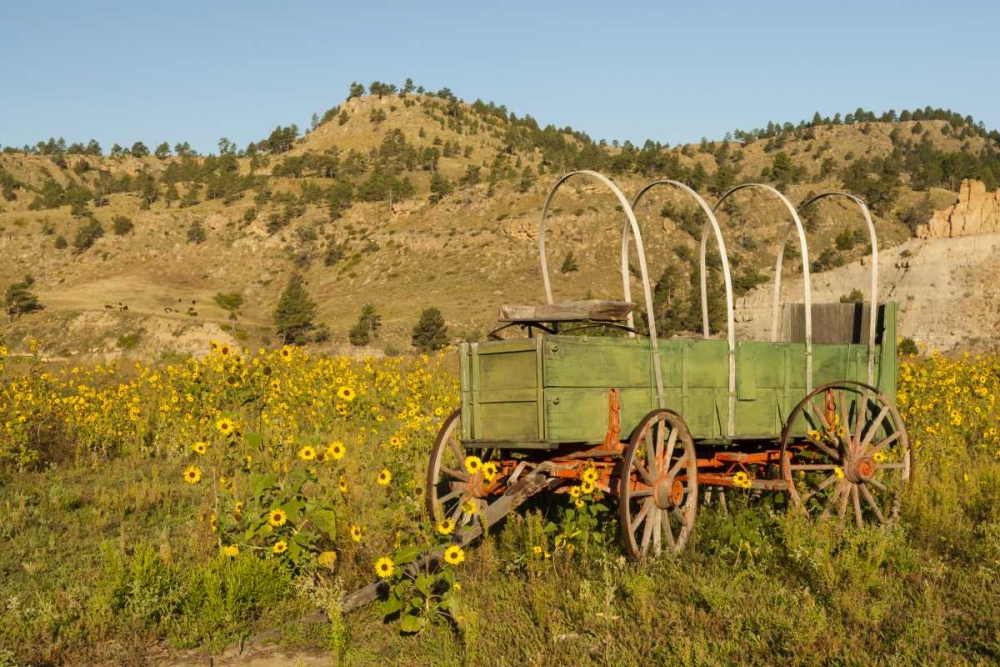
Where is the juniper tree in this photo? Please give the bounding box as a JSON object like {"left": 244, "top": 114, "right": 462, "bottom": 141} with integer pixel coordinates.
{"left": 273, "top": 274, "right": 317, "bottom": 345}
{"left": 412, "top": 307, "right": 448, "bottom": 352}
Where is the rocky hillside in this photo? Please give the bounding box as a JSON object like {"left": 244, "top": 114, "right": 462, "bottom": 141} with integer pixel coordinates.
{"left": 1, "top": 87, "right": 999, "bottom": 358}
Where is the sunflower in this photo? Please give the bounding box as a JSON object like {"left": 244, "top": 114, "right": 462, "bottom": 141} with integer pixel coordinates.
{"left": 807, "top": 429, "right": 821, "bottom": 442}
{"left": 377, "top": 469, "right": 392, "bottom": 486}
{"left": 568, "top": 485, "right": 582, "bottom": 499}
{"left": 580, "top": 480, "right": 596, "bottom": 495}
{"left": 191, "top": 440, "right": 208, "bottom": 455}
{"left": 437, "top": 518, "right": 455, "bottom": 535}
{"left": 582, "top": 467, "right": 599, "bottom": 484}
{"left": 374, "top": 556, "right": 395, "bottom": 579}
{"left": 461, "top": 499, "right": 478, "bottom": 515}
{"left": 732, "top": 471, "right": 752, "bottom": 489}
{"left": 481, "top": 461, "right": 498, "bottom": 482}
{"left": 464, "top": 456, "right": 483, "bottom": 475}
{"left": 532, "top": 545, "right": 543, "bottom": 556}
{"left": 234, "top": 501, "right": 244, "bottom": 516}
{"left": 317, "top": 551, "right": 338, "bottom": 570}
{"left": 338, "top": 476, "right": 348, "bottom": 493}
{"left": 297, "top": 445, "right": 317, "bottom": 462}
{"left": 336, "top": 386, "right": 356, "bottom": 402}
{"left": 350, "top": 524, "right": 363, "bottom": 542}
{"left": 389, "top": 435, "right": 401, "bottom": 448}
{"left": 268, "top": 508, "right": 288, "bottom": 527}
{"left": 443, "top": 545, "right": 466, "bottom": 566}
{"left": 325, "top": 441, "right": 346, "bottom": 461}
{"left": 574, "top": 498, "right": 585, "bottom": 509}
{"left": 215, "top": 418, "right": 235, "bottom": 437}
{"left": 183, "top": 465, "right": 202, "bottom": 484}
{"left": 279, "top": 346, "right": 293, "bottom": 362}
{"left": 272, "top": 540, "right": 288, "bottom": 555}
{"left": 219, "top": 344, "right": 231, "bottom": 356}
{"left": 873, "top": 451, "right": 888, "bottom": 463}
{"left": 834, "top": 466, "right": 845, "bottom": 480}
{"left": 221, "top": 544, "right": 239, "bottom": 558}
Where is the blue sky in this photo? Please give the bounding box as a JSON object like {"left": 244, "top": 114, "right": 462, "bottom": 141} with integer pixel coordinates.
{"left": 2, "top": 0, "right": 997, "bottom": 153}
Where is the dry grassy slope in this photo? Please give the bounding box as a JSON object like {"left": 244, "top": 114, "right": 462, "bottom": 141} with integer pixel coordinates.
{"left": 0, "top": 98, "right": 987, "bottom": 359}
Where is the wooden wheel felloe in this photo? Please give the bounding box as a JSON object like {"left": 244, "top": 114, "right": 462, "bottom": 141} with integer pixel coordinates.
{"left": 781, "top": 381, "right": 912, "bottom": 526}
{"left": 426, "top": 410, "right": 499, "bottom": 525}
{"left": 619, "top": 409, "right": 698, "bottom": 558}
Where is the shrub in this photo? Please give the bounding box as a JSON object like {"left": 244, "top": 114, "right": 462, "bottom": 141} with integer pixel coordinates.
{"left": 112, "top": 214, "right": 134, "bottom": 236}
{"left": 840, "top": 288, "right": 864, "bottom": 303}
{"left": 187, "top": 219, "right": 207, "bottom": 244}
{"left": 73, "top": 218, "right": 104, "bottom": 253}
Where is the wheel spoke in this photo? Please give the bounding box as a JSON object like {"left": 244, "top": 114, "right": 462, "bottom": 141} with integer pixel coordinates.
{"left": 654, "top": 421, "right": 666, "bottom": 463}
{"left": 662, "top": 427, "right": 679, "bottom": 470}
{"left": 867, "top": 476, "right": 886, "bottom": 491}
{"left": 853, "top": 388, "right": 871, "bottom": 446}
{"left": 633, "top": 460, "right": 655, "bottom": 486}
{"left": 837, "top": 482, "right": 852, "bottom": 521}
{"left": 851, "top": 484, "right": 863, "bottom": 527}
{"left": 639, "top": 502, "right": 655, "bottom": 555}
{"left": 790, "top": 463, "right": 839, "bottom": 471}
{"left": 643, "top": 429, "right": 656, "bottom": 472}
{"left": 662, "top": 509, "right": 676, "bottom": 551}
{"left": 868, "top": 431, "right": 901, "bottom": 456}
{"left": 441, "top": 466, "right": 469, "bottom": 482}
{"left": 819, "top": 484, "right": 842, "bottom": 519}
{"left": 666, "top": 454, "right": 687, "bottom": 480}
{"left": 809, "top": 397, "right": 832, "bottom": 430}
{"left": 631, "top": 487, "right": 653, "bottom": 498}
{"left": 839, "top": 390, "right": 850, "bottom": 449}
{"left": 802, "top": 473, "right": 838, "bottom": 504}
{"left": 860, "top": 405, "right": 889, "bottom": 450}
{"left": 632, "top": 497, "right": 652, "bottom": 535}
{"left": 806, "top": 437, "right": 841, "bottom": 461}
{"left": 437, "top": 488, "right": 464, "bottom": 505}
{"left": 859, "top": 483, "right": 886, "bottom": 524}
{"left": 876, "top": 463, "right": 907, "bottom": 470}
{"left": 652, "top": 508, "right": 662, "bottom": 556}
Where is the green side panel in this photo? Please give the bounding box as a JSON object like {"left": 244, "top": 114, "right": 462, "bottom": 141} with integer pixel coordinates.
{"left": 477, "top": 346, "right": 538, "bottom": 390}
{"left": 475, "top": 402, "right": 539, "bottom": 441}
{"left": 686, "top": 339, "right": 730, "bottom": 387}
{"left": 544, "top": 387, "right": 656, "bottom": 443}
{"left": 459, "top": 343, "right": 472, "bottom": 440}
{"left": 658, "top": 340, "right": 686, "bottom": 387}
{"left": 878, "top": 302, "right": 898, "bottom": 398}
{"left": 543, "top": 337, "right": 652, "bottom": 388}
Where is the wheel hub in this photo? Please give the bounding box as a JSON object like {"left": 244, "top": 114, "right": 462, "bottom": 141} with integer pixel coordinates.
{"left": 653, "top": 475, "right": 683, "bottom": 510}
{"left": 848, "top": 456, "right": 875, "bottom": 483}
{"left": 466, "top": 473, "right": 489, "bottom": 498}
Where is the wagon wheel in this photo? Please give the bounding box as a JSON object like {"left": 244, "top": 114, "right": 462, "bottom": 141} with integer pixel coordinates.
{"left": 619, "top": 409, "right": 698, "bottom": 558}
{"left": 426, "top": 410, "right": 501, "bottom": 526}
{"left": 780, "top": 381, "right": 912, "bottom": 526}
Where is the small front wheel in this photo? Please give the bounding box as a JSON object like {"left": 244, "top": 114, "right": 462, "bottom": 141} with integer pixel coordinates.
{"left": 618, "top": 409, "right": 698, "bottom": 558}
{"left": 426, "top": 410, "right": 500, "bottom": 525}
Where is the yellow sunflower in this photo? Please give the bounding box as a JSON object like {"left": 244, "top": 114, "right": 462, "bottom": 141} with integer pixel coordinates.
{"left": 580, "top": 480, "right": 596, "bottom": 495}
{"left": 325, "top": 441, "right": 346, "bottom": 461}
{"left": 350, "top": 524, "right": 363, "bottom": 542}
{"left": 215, "top": 417, "right": 235, "bottom": 436}
{"left": 191, "top": 440, "right": 208, "bottom": 455}
{"left": 582, "top": 467, "right": 599, "bottom": 484}
{"left": 338, "top": 476, "right": 348, "bottom": 493}
{"left": 268, "top": 508, "right": 288, "bottom": 527}
{"left": 732, "top": 471, "right": 752, "bottom": 489}
{"left": 464, "top": 456, "right": 483, "bottom": 475}
{"left": 834, "top": 466, "right": 845, "bottom": 480}
{"left": 317, "top": 551, "right": 338, "bottom": 570}
{"left": 569, "top": 486, "right": 582, "bottom": 499}
{"left": 279, "top": 346, "right": 293, "bottom": 362}
{"left": 183, "top": 465, "right": 202, "bottom": 484}
{"left": 461, "top": 499, "right": 478, "bottom": 515}
{"left": 574, "top": 498, "right": 585, "bottom": 509}
{"left": 374, "top": 556, "right": 395, "bottom": 579}
{"left": 443, "top": 545, "right": 465, "bottom": 566}
{"left": 337, "top": 386, "right": 356, "bottom": 402}
{"left": 297, "top": 445, "right": 317, "bottom": 462}
{"left": 221, "top": 544, "right": 239, "bottom": 558}
{"left": 272, "top": 540, "right": 288, "bottom": 555}
{"left": 482, "top": 461, "right": 498, "bottom": 482}
{"left": 377, "top": 469, "right": 392, "bottom": 486}
{"left": 437, "top": 518, "right": 455, "bottom": 535}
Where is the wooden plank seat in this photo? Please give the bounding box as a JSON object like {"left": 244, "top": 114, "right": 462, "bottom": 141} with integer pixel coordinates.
{"left": 498, "top": 300, "right": 635, "bottom": 323}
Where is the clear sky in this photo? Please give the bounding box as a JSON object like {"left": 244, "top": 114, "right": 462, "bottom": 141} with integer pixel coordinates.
{"left": 2, "top": 0, "right": 997, "bottom": 154}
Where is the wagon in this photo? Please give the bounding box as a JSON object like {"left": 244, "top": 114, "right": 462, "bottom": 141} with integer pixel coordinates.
{"left": 426, "top": 170, "right": 912, "bottom": 559}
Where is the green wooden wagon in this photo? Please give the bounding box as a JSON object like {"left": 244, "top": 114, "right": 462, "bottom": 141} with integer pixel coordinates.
{"left": 426, "top": 171, "right": 912, "bottom": 558}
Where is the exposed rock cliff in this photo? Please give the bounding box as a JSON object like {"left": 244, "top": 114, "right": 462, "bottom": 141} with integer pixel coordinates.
{"left": 917, "top": 179, "right": 1000, "bottom": 238}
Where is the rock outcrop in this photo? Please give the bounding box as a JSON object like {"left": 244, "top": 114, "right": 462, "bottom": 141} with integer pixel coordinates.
{"left": 917, "top": 179, "right": 1000, "bottom": 238}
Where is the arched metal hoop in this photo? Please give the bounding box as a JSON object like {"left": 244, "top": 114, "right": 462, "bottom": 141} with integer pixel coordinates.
{"left": 713, "top": 183, "right": 813, "bottom": 392}
{"left": 538, "top": 170, "right": 665, "bottom": 408}
{"left": 631, "top": 180, "right": 736, "bottom": 437}
{"left": 800, "top": 192, "right": 879, "bottom": 385}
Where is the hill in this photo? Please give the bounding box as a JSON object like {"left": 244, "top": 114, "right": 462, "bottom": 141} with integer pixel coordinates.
{"left": 2, "top": 84, "right": 1000, "bottom": 358}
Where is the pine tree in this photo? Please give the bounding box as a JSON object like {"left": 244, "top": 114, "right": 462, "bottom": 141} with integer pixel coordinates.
{"left": 5, "top": 275, "right": 43, "bottom": 320}
{"left": 349, "top": 304, "right": 381, "bottom": 346}
{"left": 560, "top": 251, "right": 579, "bottom": 273}
{"left": 273, "top": 274, "right": 317, "bottom": 344}
{"left": 412, "top": 307, "right": 449, "bottom": 352}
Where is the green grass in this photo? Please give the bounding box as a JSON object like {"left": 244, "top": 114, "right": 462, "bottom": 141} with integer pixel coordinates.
{"left": 1, "top": 449, "right": 999, "bottom": 666}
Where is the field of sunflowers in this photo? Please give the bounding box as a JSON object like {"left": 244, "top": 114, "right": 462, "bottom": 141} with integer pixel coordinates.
{"left": 1, "top": 343, "right": 999, "bottom": 666}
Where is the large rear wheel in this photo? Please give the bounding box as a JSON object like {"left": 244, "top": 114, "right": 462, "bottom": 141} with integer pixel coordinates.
{"left": 781, "top": 381, "right": 912, "bottom": 526}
